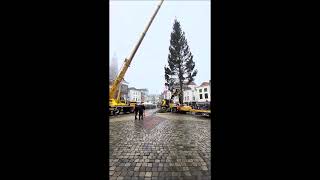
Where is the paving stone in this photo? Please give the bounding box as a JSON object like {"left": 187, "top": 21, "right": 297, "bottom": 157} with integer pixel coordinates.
{"left": 114, "top": 171, "right": 122, "bottom": 177}
{"left": 145, "top": 172, "right": 152, "bottom": 177}
{"left": 182, "top": 167, "right": 189, "bottom": 171}
{"left": 127, "top": 171, "right": 134, "bottom": 176}
{"left": 120, "top": 171, "right": 127, "bottom": 176}
{"left": 200, "top": 176, "right": 209, "bottom": 180}
{"left": 190, "top": 171, "right": 202, "bottom": 176}
{"left": 109, "top": 112, "right": 210, "bottom": 180}
{"left": 172, "top": 172, "right": 178, "bottom": 177}
{"left": 139, "top": 172, "right": 145, "bottom": 177}
{"left": 152, "top": 172, "right": 159, "bottom": 176}
{"left": 131, "top": 162, "right": 136, "bottom": 167}
{"left": 182, "top": 176, "right": 194, "bottom": 180}
{"left": 201, "top": 166, "right": 208, "bottom": 171}
{"left": 152, "top": 167, "right": 157, "bottom": 172}
{"left": 183, "top": 171, "right": 192, "bottom": 176}
{"left": 202, "top": 171, "right": 210, "bottom": 176}
{"left": 180, "top": 162, "right": 186, "bottom": 166}
{"left": 125, "top": 163, "right": 131, "bottom": 167}
{"left": 136, "top": 163, "right": 142, "bottom": 167}
{"left": 165, "top": 172, "right": 171, "bottom": 176}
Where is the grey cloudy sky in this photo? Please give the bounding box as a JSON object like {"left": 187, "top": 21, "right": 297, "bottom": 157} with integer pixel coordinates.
{"left": 110, "top": 0, "right": 211, "bottom": 94}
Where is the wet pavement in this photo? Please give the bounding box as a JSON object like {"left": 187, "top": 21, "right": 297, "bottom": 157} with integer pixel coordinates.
{"left": 108, "top": 109, "right": 211, "bottom": 180}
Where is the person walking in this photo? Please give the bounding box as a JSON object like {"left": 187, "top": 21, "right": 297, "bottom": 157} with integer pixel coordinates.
{"left": 139, "top": 102, "right": 146, "bottom": 120}
{"left": 134, "top": 103, "right": 140, "bottom": 120}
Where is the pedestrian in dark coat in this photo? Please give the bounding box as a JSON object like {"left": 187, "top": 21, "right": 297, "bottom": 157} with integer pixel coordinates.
{"left": 139, "top": 102, "right": 146, "bottom": 120}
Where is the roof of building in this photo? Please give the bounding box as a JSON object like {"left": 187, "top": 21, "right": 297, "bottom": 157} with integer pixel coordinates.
{"left": 137, "top": 88, "right": 148, "bottom": 91}
{"left": 128, "top": 87, "right": 138, "bottom": 90}
{"left": 198, "top": 82, "right": 210, "bottom": 87}
{"left": 128, "top": 87, "right": 149, "bottom": 92}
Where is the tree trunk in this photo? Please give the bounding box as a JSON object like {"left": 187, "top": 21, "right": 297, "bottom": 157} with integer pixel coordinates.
{"left": 179, "top": 79, "right": 183, "bottom": 104}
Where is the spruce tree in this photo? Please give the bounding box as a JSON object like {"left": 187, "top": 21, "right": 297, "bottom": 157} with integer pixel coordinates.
{"left": 164, "top": 19, "right": 197, "bottom": 104}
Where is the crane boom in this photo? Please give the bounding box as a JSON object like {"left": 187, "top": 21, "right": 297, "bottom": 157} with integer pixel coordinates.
{"left": 109, "top": 0, "right": 164, "bottom": 99}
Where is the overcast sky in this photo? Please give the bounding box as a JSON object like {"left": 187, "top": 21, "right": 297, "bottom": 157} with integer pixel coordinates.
{"left": 110, "top": 0, "right": 211, "bottom": 94}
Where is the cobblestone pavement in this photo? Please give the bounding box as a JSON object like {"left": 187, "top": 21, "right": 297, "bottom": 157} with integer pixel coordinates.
{"left": 109, "top": 110, "right": 211, "bottom": 180}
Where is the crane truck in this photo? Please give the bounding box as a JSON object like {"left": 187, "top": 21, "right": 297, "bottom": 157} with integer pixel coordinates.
{"left": 109, "top": 0, "right": 164, "bottom": 115}
{"left": 161, "top": 88, "right": 211, "bottom": 117}
{"left": 161, "top": 89, "right": 193, "bottom": 113}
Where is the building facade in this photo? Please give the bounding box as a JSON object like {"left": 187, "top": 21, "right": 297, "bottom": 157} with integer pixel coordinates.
{"left": 146, "top": 94, "right": 161, "bottom": 104}
{"left": 119, "top": 80, "right": 129, "bottom": 101}
{"left": 139, "top": 89, "right": 148, "bottom": 102}
{"left": 161, "top": 81, "right": 211, "bottom": 105}
{"left": 128, "top": 88, "right": 149, "bottom": 103}
{"left": 128, "top": 87, "right": 141, "bottom": 102}
{"left": 183, "top": 82, "right": 198, "bottom": 105}
{"left": 196, "top": 81, "right": 211, "bottom": 103}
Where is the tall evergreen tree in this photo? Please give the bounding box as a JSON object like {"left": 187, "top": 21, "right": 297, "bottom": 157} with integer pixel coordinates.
{"left": 164, "top": 19, "right": 197, "bottom": 104}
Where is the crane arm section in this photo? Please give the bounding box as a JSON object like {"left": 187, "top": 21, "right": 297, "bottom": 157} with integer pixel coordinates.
{"left": 109, "top": 0, "right": 164, "bottom": 99}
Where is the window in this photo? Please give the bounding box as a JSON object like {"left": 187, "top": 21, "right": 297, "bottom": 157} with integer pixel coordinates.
{"left": 193, "top": 96, "right": 195, "bottom": 101}
{"left": 199, "top": 89, "right": 202, "bottom": 93}
{"left": 205, "top": 93, "right": 208, "bottom": 99}
{"left": 204, "top": 88, "right": 207, "bottom": 92}
{"left": 200, "top": 94, "right": 203, "bottom": 99}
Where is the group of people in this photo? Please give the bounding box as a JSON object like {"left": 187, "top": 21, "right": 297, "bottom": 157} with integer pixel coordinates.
{"left": 134, "top": 102, "right": 146, "bottom": 120}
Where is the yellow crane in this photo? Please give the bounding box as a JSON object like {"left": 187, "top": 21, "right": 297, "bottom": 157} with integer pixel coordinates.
{"left": 161, "top": 89, "right": 192, "bottom": 113}
{"left": 109, "top": 0, "right": 164, "bottom": 115}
